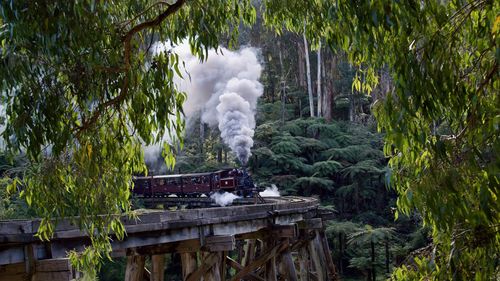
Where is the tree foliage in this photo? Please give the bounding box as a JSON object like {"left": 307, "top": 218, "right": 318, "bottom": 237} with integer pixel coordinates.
{"left": 1, "top": 0, "right": 498, "bottom": 279}
{"left": 0, "top": 0, "right": 256, "bottom": 275}
{"left": 263, "top": 0, "right": 499, "bottom": 279}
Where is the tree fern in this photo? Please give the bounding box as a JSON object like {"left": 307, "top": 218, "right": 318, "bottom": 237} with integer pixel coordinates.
{"left": 270, "top": 134, "right": 300, "bottom": 154}
{"left": 271, "top": 154, "right": 307, "bottom": 173}
{"left": 254, "top": 122, "right": 279, "bottom": 143}
{"left": 341, "top": 160, "right": 385, "bottom": 180}
{"left": 293, "top": 176, "right": 334, "bottom": 196}
{"left": 282, "top": 118, "right": 318, "bottom": 136}
{"left": 312, "top": 160, "right": 343, "bottom": 177}
{"left": 281, "top": 122, "right": 303, "bottom": 136}
{"left": 333, "top": 133, "right": 360, "bottom": 146}
{"left": 294, "top": 136, "right": 328, "bottom": 163}
{"left": 348, "top": 225, "right": 396, "bottom": 245}
{"left": 326, "top": 220, "right": 361, "bottom": 236}
{"left": 322, "top": 145, "right": 372, "bottom": 163}
{"left": 307, "top": 122, "right": 340, "bottom": 139}
{"left": 336, "top": 183, "right": 357, "bottom": 199}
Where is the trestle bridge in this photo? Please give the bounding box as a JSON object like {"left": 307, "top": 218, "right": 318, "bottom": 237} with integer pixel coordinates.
{"left": 0, "top": 196, "right": 338, "bottom": 281}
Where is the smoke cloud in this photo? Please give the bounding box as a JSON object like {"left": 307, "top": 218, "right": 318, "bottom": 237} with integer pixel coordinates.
{"left": 153, "top": 41, "right": 263, "bottom": 165}
{"left": 210, "top": 191, "right": 240, "bottom": 207}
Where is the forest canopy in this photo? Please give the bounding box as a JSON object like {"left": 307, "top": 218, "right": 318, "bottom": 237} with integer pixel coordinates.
{"left": 0, "top": 0, "right": 498, "bottom": 279}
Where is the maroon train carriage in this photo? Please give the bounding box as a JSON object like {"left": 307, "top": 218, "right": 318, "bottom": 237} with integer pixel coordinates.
{"left": 132, "top": 168, "right": 255, "bottom": 198}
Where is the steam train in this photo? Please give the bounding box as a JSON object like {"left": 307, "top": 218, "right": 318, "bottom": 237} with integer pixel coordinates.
{"left": 132, "top": 168, "right": 256, "bottom": 198}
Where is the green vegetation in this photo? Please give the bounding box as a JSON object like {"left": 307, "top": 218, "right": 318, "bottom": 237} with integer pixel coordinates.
{"left": 1, "top": 0, "right": 498, "bottom": 280}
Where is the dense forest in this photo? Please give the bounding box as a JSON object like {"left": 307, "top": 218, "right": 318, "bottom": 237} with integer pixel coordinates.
{"left": 0, "top": 0, "right": 498, "bottom": 280}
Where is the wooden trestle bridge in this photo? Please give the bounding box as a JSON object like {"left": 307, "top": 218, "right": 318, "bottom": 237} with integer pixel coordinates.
{"left": 0, "top": 196, "right": 338, "bottom": 281}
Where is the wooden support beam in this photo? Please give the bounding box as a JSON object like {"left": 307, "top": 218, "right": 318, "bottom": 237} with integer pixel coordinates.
{"left": 308, "top": 271, "right": 319, "bottom": 281}
{"left": 236, "top": 240, "right": 244, "bottom": 265}
{"left": 144, "top": 268, "right": 151, "bottom": 281}
{"left": 237, "top": 229, "right": 267, "bottom": 240}
{"left": 298, "top": 219, "right": 323, "bottom": 230}
{"left": 282, "top": 247, "right": 299, "bottom": 281}
{"left": 202, "top": 252, "right": 222, "bottom": 281}
{"left": 180, "top": 252, "right": 197, "bottom": 281}
{"left": 125, "top": 255, "right": 146, "bottom": 281}
{"left": 132, "top": 239, "right": 201, "bottom": 256}
{"left": 220, "top": 251, "right": 227, "bottom": 281}
{"left": 246, "top": 240, "right": 256, "bottom": 266}
{"left": 319, "top": 230, "right": 338, "bottom": 280}
{"left": 271, "top": 225, "right": 298, "bottom": 238}
{"left": 202, "top": 235, "right": 235, "bottom": 252}
{"left": 226, "top": 256, "right": 265, "bottom": 281}
{"left": 230, "top": 242, "right": 287, "bottom": 281}
{"left": 298, "top": 246, "right": 310, "bottom": 281}
{"left": 265, "top": 238, "right": 277, "bottom": 281}
{"left": 24, "top": 244, "right": 35, "bottom": 280}
{"left": 308, "top": 232, "right": 327, "bottom": 281}
{"left": 0, "top": 259, "right": 74, "bottom": 281}
{"left": 186, "top": 252, "right": 219, "bottom": 281}
{"left": 150, "top": 255, "right": 165, "bottom": 281}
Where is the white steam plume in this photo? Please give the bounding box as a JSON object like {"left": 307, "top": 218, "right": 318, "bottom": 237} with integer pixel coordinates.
{"left": 210, "top": 192, "right": 240, "bottom": 207}
{"left": 153, "top": 41, "right": 263, "bottom": 165}
{"left": 259, "top": 184, "right": 280, "bottom": 197}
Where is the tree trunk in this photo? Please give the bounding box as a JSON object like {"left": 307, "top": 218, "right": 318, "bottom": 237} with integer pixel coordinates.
{"left": 316, "top": 41, "right": 322, "bottom": 118}
{"left": 297, "top": 41, "right": 306, "bottom": 88}
{"left": 321, "top": 48, "right": 330, "bottom": 121}
{"left": 349, "top": 64, "right": 355, "bottom": 122}
{"left": 323, "top": 52, "right": 333, "bottom": 122}
{"left": 338, "top": 232, "right": 343, "bottom": 275}
{"left": 265, "top": 52, "right": 275, "bottom": 103}
{"left": 199, "top": 116, "right": 204, "bottom": 162}
{"left": 371, "top": 240, "right": 376, "bottom": 281}
{"left": 385, "top": 240, "right": 390, "bottom": 273}
{"left": 217, "top": 146, "right": 222, "bottom": 163}
{"left": 303, "top": 26, "right": 314, "bottom": 117}
{"left": 278, "top": 40, "right": 286, "bottom": 124}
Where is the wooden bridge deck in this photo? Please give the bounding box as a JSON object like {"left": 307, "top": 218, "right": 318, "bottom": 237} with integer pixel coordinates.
{"left": 0, "top": 196, "right": 338, "bottom": 281}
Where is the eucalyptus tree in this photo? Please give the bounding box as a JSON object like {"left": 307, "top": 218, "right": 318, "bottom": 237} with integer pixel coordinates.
{"left": 0, "top": 0, "right": 256, "bottom": 275}
{"left": 302, "top": 29, "right": 314, "bottom": 117}
{"left": 264, "top": 0, "right": 499, "bottom": 279}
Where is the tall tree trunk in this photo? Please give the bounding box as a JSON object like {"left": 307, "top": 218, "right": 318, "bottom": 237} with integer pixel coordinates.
{"left": 217, "top": 137, "right": 223, "bottom": 163}
{"left": 297, "top": 41, "right": 306, "bottom": 88}
{"left": 338, "top": 232, "right": 343, "bottom": 275}
{"left": 266, "top": 55, "right": 275, "bottom": 103}
{"left": 199, "top": 116, "right": 204, "bottom": 162}
{"left": 217, "top": 147, "right": 222, "bottom": 163}
{"left": 385, "top": 240, "right": 390, "bottom": 273}
{"left": 316, "top": 41, "right": 322, "bottom": 118}
{"left": 371, "top": 240, "right": 376, "bottom": 281}
{"left": 349, "top": 64, "right": 355, "bottom": 122}
{"left": 321, "top": 47, "right": 329, "bottom": 121}
{"left": 298, "top": 99, "right": 302, "bottom": 118}
{"left": 278, "top": 40, "right": 286, "bottom": 124}
{"left": 303, "top": 27, "right": 314, "bottom": 117}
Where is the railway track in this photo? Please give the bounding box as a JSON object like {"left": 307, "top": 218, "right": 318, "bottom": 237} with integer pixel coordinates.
{"left": 138, "top": 194, "right": 294, "bottom": 208}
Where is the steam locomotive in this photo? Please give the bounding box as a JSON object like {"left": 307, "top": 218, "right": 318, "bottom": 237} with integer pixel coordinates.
{"left": 132, "top": 168, "right": 256, "bottom": 198}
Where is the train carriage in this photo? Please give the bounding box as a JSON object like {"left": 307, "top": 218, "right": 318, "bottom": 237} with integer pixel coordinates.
{"left": 132, "top": 168, "right": 255, "bottom": 198}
